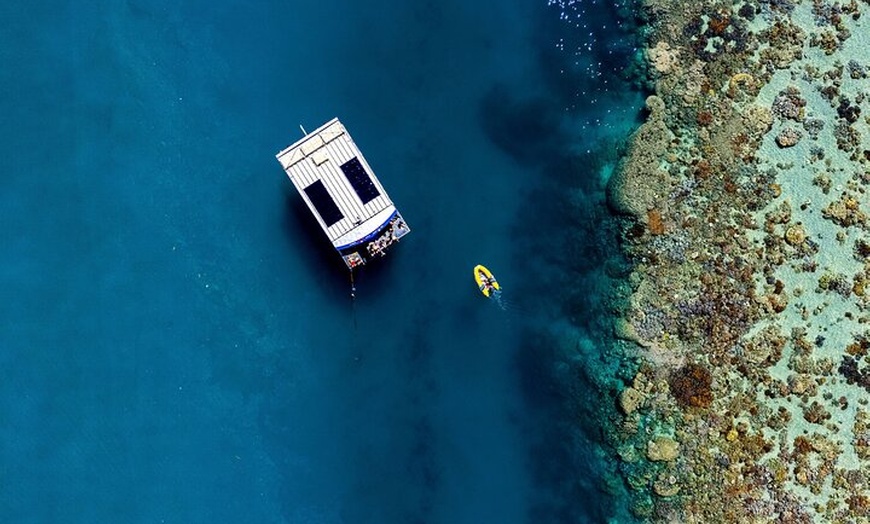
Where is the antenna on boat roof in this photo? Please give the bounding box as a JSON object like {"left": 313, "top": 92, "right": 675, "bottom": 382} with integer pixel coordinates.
{"left": 299, "top": 124, "right": 308, "bottom": 136}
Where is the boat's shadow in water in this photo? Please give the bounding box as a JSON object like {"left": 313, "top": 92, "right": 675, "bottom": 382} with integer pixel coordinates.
{"left": 283, "top": 193, "right": 397, "bottom": 298}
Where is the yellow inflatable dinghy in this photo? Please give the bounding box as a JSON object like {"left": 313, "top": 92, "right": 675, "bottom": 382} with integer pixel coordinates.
{"left": 474, "top": 264, "right": 501, "bottom": 297}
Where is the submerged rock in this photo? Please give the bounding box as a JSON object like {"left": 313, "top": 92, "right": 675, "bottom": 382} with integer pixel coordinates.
{"left": 618, "top": 443, "right": 640, "bottom": 463}
{"left": 744, "top": 105, "right": 774, "bottom": 137}
{"left": 653, "top": 473, "right": 681, "bottom": 497}
{"left": 669, "top": 363, "right": 713, "bottom": 408}
{"left": 647, "top": 436, "right": 680, "bottom": 462}
{"left": 822, "top": 193, "right": 867, "bottom": 227}
{"left": 613, "top": 317, "right": 651, "bottom": 348}
{"left": 772, "top": 86, "right": 806, "bottom": 121}
{"left": 620, "top": 387, "right": 646, "bottom": 415}
{"left": 606, "top": 96, "right": 674, "bottom": 218}
{"left": 647, "top": 209, "right": 666, "bottom": 235}
{"left": 648, "top": 41, "right": 680, "bottom": 75}
{"left": 784, "top": 224, "right": 807, "bottom": 245}
{"left": 776, "top": 127, "right": 803, "bottom": 147}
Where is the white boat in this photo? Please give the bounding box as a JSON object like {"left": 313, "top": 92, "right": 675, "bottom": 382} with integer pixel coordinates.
{"left": 276, "top": 118, "right": 410, "bottom": 269}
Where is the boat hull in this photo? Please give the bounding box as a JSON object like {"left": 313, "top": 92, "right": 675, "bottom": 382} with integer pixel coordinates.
{"left": 473, "top": 264, "right": 501, "bottom": 297}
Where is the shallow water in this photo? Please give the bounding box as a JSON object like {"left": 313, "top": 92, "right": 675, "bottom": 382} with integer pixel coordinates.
{"left": 0, "top": 1, "right": 643, "bottom": 522}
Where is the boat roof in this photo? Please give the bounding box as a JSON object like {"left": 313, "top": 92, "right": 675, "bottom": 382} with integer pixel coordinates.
{"left": 276, "top": 118, "right": 396, "bottom": 249}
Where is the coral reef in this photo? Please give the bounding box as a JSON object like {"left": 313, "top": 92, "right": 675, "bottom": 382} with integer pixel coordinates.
{"left": 605, "top": 0, "right": 870, "bottom": 521}
{"left": 607, "top": 95, "right": 674, "bottom": 220}
{"left": 668, "top": 363, "right": 713, "bottom": 408}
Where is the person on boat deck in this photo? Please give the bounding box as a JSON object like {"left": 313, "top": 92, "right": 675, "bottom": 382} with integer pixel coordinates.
{"left": 479, "top": 270, "right": 495, "bottom": 289}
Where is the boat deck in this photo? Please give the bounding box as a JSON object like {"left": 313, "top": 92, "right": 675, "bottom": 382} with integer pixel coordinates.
{"left": 276, "top": 119, "right": 410, "bottom": 268}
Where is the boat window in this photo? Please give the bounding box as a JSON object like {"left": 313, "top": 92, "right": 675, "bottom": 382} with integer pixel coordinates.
{"left": 304, "top": 180, "right": 344, "bottom": 227}
{"left": 340, "top": 157, "right": 380, "bottom": 205}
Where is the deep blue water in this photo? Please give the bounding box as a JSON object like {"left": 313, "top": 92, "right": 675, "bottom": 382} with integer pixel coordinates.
{"left": 1, "top": 1, "right": 643, "bottom": 522}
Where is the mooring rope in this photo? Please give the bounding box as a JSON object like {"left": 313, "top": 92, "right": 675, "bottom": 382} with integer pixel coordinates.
{"left": 348, "top": 268, "right": 362, "bottom": 362}
{"left": 349, "top": 269, "right": 358, "bottom": 332}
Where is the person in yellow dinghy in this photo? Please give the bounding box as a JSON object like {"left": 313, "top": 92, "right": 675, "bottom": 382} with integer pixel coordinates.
{"left": 473, "top": 264, "right": 501, "bottom": 298}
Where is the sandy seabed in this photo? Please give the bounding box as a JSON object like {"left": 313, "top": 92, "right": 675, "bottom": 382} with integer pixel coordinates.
{"left": 607, "top": 0, "right": 870, "bottom": 521}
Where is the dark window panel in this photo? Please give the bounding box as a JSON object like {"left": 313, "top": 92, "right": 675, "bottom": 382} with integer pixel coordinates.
{"left": 341, "top": 157, "right": 380, "bottom": 205}
{"left": 304, "top": 180, "right": 344, "bottom": 227}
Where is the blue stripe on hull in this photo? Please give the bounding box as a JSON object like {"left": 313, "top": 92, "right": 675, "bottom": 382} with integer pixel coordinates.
{"left": 335, "top": 210, "right": 398, "bottom": 251}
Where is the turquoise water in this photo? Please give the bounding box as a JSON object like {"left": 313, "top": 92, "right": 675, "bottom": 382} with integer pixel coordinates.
{"left": 0, "top": 1, "right": 643, "bottom": 522}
